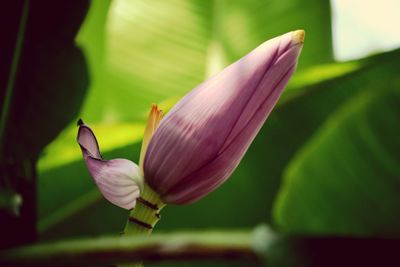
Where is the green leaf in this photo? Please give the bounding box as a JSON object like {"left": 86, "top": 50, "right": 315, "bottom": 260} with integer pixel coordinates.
{"left": 249, "top": 48, "right": 400, "bottom": 224}
{"left": 216, "top": 0, "right": 333, "bottom": 69}
{"left": 76, "top": 0, "right": 333, "bottom": 122}
{"left": 273, "top": 87, "right": 400, "bottom": 236}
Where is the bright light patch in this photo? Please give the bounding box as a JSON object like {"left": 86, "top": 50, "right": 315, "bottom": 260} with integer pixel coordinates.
{"left": 331, "top": 0, "right": 400, "bottom": 61}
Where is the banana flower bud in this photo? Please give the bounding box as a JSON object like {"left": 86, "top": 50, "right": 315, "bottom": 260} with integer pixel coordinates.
{"left": 144, "top": 30, "right": 304, "bottom": 204}
{"left": 77, "top": 30, "right": 304, "bottom": 208}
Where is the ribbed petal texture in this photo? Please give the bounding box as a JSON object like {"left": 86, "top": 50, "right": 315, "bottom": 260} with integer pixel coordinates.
{"left": 144, "top": 30, "right": 304, "bottom": 204}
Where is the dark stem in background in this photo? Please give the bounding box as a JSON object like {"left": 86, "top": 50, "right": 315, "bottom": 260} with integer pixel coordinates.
{"left": 0, "top": 230, "right": 263, "bottom": 266}
{"left": 0, "top": 0, "right": 29, "bottom": 152}
{"left": 0, "top": 0, "right": 34, "bottom": 249}
{"left": 1, "top": 229, "right": 399, "bottom": 267}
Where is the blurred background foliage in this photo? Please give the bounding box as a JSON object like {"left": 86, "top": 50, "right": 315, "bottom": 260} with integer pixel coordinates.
{"left": 1, "top": 0, "right": 400, "bottom": 266}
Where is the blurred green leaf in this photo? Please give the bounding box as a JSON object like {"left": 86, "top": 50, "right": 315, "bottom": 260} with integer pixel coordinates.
{"left": 250, "top": 48, "right": 400, "bottom": 224}
{"left": 274, "top": 87, "right": 400, "bottom": 236}
{"left": 283, "top": 61, "right": 361, "bottom": 98}
{"left": 76, "top": 0, "right": 333, "bottom": 123}
{"left": 216, "top": 0, "right": 333, "bottom": 69}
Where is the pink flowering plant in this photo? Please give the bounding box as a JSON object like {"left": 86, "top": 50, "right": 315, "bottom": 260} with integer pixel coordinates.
{"left": 77, "top": 30, "right": 304, "bottom": 236}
